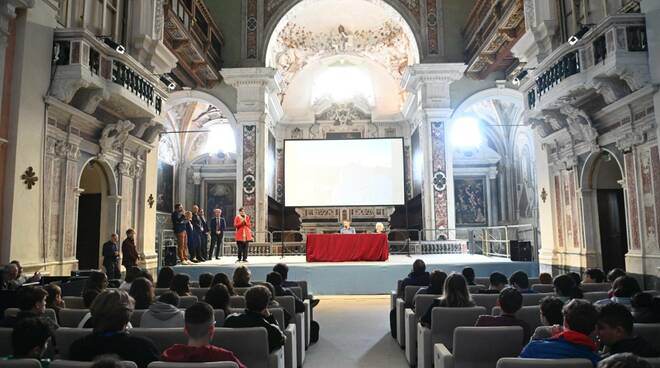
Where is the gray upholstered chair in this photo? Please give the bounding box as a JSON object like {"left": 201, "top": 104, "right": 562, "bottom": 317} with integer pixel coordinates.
{"left": 214, "top": 309, "right": 226, "bottom": 326}
{"left": 58, "top": 308, "right": 90, "bottom": 327}
{"left": 522, "top": 293, "right": 553, "bottom": 306}
{"left": 62, "top": 296, "right": 86, "bottom": 309}
{"left": 583, "top": 291, "right": 610, "bottom": 303}
{"left": 434, "top": 326, "right": 524, "bottom": 368}
{"left": 468, "top": 285, "right": 487, "bottom": 293}
{"left": 492, "top": 305, "right": 543, "bottom": 332}
{"left": 0, "top": 327, "right": 12, "bottom": 356}
{"left": 531, "top": 284, "right": 555, "bottom": 293}
{"left": 417, "top": 306, "right": 487, "bottom": 368}
{"left": 154, "top": 288, "right": 170, "bottom": 296}
{"left": 191, "top": 287, "right": 209, "bottom": 300}
{"left": 130, "top": 309, "right": 147, "bottom": 327}
{"left": 234, "top": 287, "right": 249, "bottom": 296}
{"left": 635, "top": 323, "right": 660, "bottom": 352}
{"left": 3, "top": 308, "right": 58, "bottom": 325}
{"left": 580, "top": 283, "right": 611, "bottom": 292}
{"left": 528, "top": 278, "right": 541, "bottom": 286}
{"left": 51, "top": 360, "right": 137, "bottom": 368}
{"left": 405, "top": 294, "right": 441, "bottom": 366}
{"left": 130, "top": 328, "right": 187, "bottom": 353}
{"left": 275, "top": 295, "right": 304, "bottom": 367}
{"left": 148, "top": 362, "right": 238, "bottom": 368}
{"left": 55, "top": 328, "right": 92, "bottom": 359}
{"left": 643, "top": 357, "right": 660, "bottom": 368}
{"left": 472, "top": 294, "right": 499, "bottom": 314}
{"left": 212, "top": 327, "right": 285, "bottom": 368}
{"left": 177, "top": 295, "right": 198, "bottom": 308}
{"left": 229, "top": 296, "right": 246, "bottom": 308}
{"left": 0, "top": 359, "right": 42, "bottom": 368}
{"left": 496, "top": 358, "right": 592, "bottom": 368}
{"left": 474, "top": 277, "right": 490, "bottom": 287}
{"left": 396, "top": 285, "right": 425, "bottom": 347}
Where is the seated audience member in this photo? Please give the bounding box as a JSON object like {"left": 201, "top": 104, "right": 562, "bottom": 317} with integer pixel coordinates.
{"left": 2, "top": 317, "right": 54, "bottom": 366}
{"left": 69, "top": 290, "right": 159, "bottom": 368}
{"left": 129, "top": 277, "right": 155, "bottom": 310}
{"left": 138, "top": 268, "right": 154, "bottom": 283}
{"left": 520, "top": 299, "right": 601, "bottom": 366}
{"left": 1, "top": 286, "right": 51, "bottom": 327}
{"left": 532, "top": 296, "right": 565, "bottom": 340}
{"left": 83, "top": 270, "right": 108, "bottom": 296}
{"left": 397, "top": 259, "right": 431, "bottom": 297}
{"left": 44, "top": 284, "right": 65, "bottom": 320}
{"left": 267, "top": 271, "right": 305, "bottom": 313}
{"left": 478, "top": 272, "right": 508, "bottom": 294}
{"left": 462, "top": 267, "right": 476, "bottom": 286}
{"left": 273, "top": 262, "right": 320, "bottom": 308}
{"left": 568, "top": 272, "right": 583, "bottom": 287}
{"left": 475, "top": 287, "right": 531, "bottom": 342}
{"left": 554, "top": 274, "right": 583, "bottom": 302}
{"left": 11, "top": 260, "right": 41, "bottom": 284}
{"left": 212, "top": 273, "right": 236, "bottom": 296}
{"left": 78, "top": 289, "right": 102, "bottom": 328}
{"left": 509, "top": 271, "right": 535, "bottom": 294}
{"left": 119, "top": 267, "right": 141, "bottom": 291}
{"left": 597, "top": 303, "right": 659, "bottom": 358}
{"left": 199, "top": 273, "right": 214, "bottom": 288}
{"left": 416, "top": 270, "right": 447, "bottom": 296}
{"left": 140, "top": 291, "right": 185, "bottom": 328}
{"left": 224, "top": 285, "right": 286, "bottom": 352}
{"left": 205, "top": 284, "right": 231, "bottom": 316}
{"left": 607, "top": 269, "right": 627, "bottom": 284}
{"left": 156, "top": 266, "right": 175, "bottom": 289}
{"left": 538, "top": 272, "right": 553, "bottom": 285}
{"left": 598, "top": 353, "right": 652, "bottom": 368}
{"left": 232, "top": 266, "right": 253, "bottom": 288}
{"left": 421, "top": 273, "right": 475, "bottom": 327}
{"left": 631, "top": 292, "right": 660, "bottom": 323}
{"left": 2, "top": 263, "right": 21, "bottom": 290}
{"left": 90, "top": 358, "right": 125, "bottom": 368}
{"left": 584, "top": 268, "right": 606, "bottom": 284}
{"left": 170, "top": 273, "right": 192, "bottom": 296}
{"left": 160, "top": 302, "right": 246, "bottom": 367}
{"left": 595, "top": 276, "right": 641, "bottom": 308}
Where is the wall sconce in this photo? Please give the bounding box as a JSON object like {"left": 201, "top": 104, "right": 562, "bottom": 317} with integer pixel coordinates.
{"left": 540, "top": 188, "right": 547, "bottom": 203}
{"left": 21, "top": 167, "right": 38, "bottom": 190}
{"left": 148, "top": 194, "right": 155, "bottom": 208}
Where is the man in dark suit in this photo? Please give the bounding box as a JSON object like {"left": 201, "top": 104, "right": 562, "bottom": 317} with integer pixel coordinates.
{"left": 209, "top": 208, "right": 226, "bottom": 260}
{"left": 121, "top": 228, "right": 139, "bottom": 269}
{"left": 224, "top": 285, "right": 285, "bottom": 352}
{"left": 102, "top": 233, "right": 121, "bottom": 279}
{"left": 199, "top": 208, "right": 210, "bottom": 260}
{"left": 191, "top": 205, "right": 205, "bottom": 262}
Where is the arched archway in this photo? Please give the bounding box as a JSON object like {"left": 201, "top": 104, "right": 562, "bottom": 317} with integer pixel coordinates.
{"left": 76, "top": 159, "right": 117, "bottom": 270}
{"left": 581, "top": 150, "right": 628, "bottom": 271}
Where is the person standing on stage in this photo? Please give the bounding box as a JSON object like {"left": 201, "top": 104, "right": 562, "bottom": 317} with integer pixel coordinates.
{"left": 172, "top": 204, "right": 190, "bottom": 265}
{"left": 122, "top": 228, "right": 140, "bottom": 269}
{"left": 199, "top": 208, "right": 210, "bottom": 260}
{"left": 234, "top": 207, "right": 253, "bottom": 263}
{"left": 102, "top": 233, "right": 121, "bottom": 279}
{"left": 339, "top": 220, "right": 356, "bottom": 234}
{"left": 185, "top": 211, "right": 200, "bottom": 263}
{"left": 209, "top": 209, "right": 226, "bottom": 260}
{"left": 191, "top": 205, "right": 205, "bottom": 262}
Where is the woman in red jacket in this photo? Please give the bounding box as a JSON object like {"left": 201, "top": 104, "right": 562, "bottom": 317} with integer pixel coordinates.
{"left": 234, "top": 207, "right": 253, "bottom": 262}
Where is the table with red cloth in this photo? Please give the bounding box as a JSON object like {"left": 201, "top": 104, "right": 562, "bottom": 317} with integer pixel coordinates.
{"left": 305, "top": 233, "right": 389, "bottom": 262}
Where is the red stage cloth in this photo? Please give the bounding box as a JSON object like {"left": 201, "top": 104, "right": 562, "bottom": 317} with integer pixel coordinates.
{"left": 306, "top": 233, "right": 389, "bottom": 262}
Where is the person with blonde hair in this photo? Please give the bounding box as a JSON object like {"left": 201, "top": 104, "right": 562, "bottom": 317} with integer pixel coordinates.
{"left": 420, "top": 273, "right": 475, "bottom": 327}
{"left": 69, "top": 290, "right": 159, "bottom": 368}
{"left": 374, "top": 222, "right": 385, "bottom": 234}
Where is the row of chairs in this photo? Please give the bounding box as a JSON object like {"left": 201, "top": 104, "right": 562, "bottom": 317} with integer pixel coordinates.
{"left": 3, "top": 359, "right": 238, "bottom": 368}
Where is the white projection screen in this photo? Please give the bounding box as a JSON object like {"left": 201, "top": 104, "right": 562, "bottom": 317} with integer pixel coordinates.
{"left": 284, "top": 138, "right": 405, "bottom": 207}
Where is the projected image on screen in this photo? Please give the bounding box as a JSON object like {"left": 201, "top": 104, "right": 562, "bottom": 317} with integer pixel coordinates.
{"left": 284, "top": 138, "right": 405, "bottom": 207}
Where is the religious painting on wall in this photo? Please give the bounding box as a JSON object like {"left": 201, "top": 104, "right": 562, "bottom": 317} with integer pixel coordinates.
{"left": 454, "top": 177, "right": 488, "bottom": 226}
{"left": 156, "top": 161, "right": 174, "bottom": 213}
{"left": 325, "top": 132, "right": 362, "bottom": 139}
{"left": 515, "top": 137, "right": 535, "bottom": 219}
{"left": 206, "top": 182, "right": 236, "bottom": 230}
{"left": 267, "top": 131, "right": 277, "bottom": 198}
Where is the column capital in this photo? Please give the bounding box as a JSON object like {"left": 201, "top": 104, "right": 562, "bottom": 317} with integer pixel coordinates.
{"left": 222, "top": 67, "right": 282, "bottom": 93}
{"left": 401, "top": 63, "right": 466, "bottom": 110}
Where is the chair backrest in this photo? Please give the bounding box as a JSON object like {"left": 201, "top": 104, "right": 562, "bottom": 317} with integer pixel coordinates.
{"left": 154, "top": 288, "right": 170, "bottom": 296}
{"left": 191, "top": 287, "right": 209, "bottom": 300}
{"left": 58, "top": 309, "right": 90, "bottom": 328}
{"left": 531, "top": 284, "right": 555, "bottom": 293}
{"left": 643, "top": 357, "right": 660, "bottom": 368}
{"left": 531, "top": 325, "right": 553, "bottom": 340}
{"left": 0, "top": 327, "right": 12, "bottom": 356}
{"left": 468, "top": 285, "right": 487, "bottom": 293}
{"left": 55, "top": 328, "right": 92, "bottom": 359}
{"left": 190, "top": 281, "right": 200, "bottom": 288}
{"left": 211, "top": 327, "right": 270, "bottom": 368}
{"left": 178, "top": 295, "right": 198, "bottom": 308}
{"left": 288, "top": 286, "right": 303, "bottom": 300}
{"left": 62, "top": 296, "right": 86, "bottom": 309}
{"left": 634, "top": 323, "right": 660, "bottom": 352}
{"left": 453, "top": 326, "right": 524, "bottom": 368}
{"left": 0, "top": 359, "right": 42, "bottom": 368}
{"left": 472, "top": 294, "right": 499, "bottom": 313}
{"left": 496, "top": 358, "right": 593, "bottom": 368}
{"left": 580, "top": 283, "right": 611, "bottom": 292}
{"left": 290, "top": 281, "right": 309, "bottom": 299}
{"left": 148, "top": 362, "right": 239, "bottom": 368}
{"left": 214, "top": 309, "right": 226, "bottom": 326}
{"left": 404, "top": 285, "right": 424, "bottom": 306}
{"left": 274, "top": 295, "right": 296, "bottom": 318}
{"left": 583, "top": 291, "right": 609, "bottom": 303}
{"left": 60, "top": 279, "right": 87, "bottom": 297}
{"left": 234, "top": 287, "right": 249, "bottom": 296}
{"left": 270, "top": 308, "right": 285, "bottom": 329}
{"left": 528, "top": 278, "right": 540, "bottom": 286}
{"left": 130, "top": 328, "right": 187, "bottom": 353}
{"left": 522, "top": 293, "right": 552, "bottom": 306}
{"left": 130, "top": 309, "right": 148, "bottom": 327}
{"left": 4, "top": 308, "right": 58, "bottom": 324}
{"left": 492, "top": 305, "right": 542, "bottom": 332}
{"left": 431, "top": 306, "right": 487, "bottom": 350}
{"left": 229, "top": 296, "right": 245, "bottom": 308}
{"left": 51, "top": 360, "right": 138, "bottom": 368}
{"left": 474, "top": 277, "right": 490, "bottom": 288}
{"left": 414, "top": 294, "right": 441, "bottom": 318}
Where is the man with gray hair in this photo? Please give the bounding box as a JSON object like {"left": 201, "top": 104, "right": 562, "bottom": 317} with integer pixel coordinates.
{"left": 102, "top": 233, "right": 121, "bottom": 279}
{"left": 160, "top": 302, "right": 245, "bottom": 366}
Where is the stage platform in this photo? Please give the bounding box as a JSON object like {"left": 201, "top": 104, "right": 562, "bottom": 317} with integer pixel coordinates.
{"left": 172, "top": 254, "right": 539, "bottom": 295}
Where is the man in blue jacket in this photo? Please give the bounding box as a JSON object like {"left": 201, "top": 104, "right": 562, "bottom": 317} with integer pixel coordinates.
{"left": 520, "top": 299, "right": 601, "bottom": 366}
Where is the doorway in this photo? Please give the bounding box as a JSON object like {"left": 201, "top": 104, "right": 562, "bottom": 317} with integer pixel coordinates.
{"left": 593, "top": 153, "right": 628, "bottom": 272}
{"left": 75, "top": 161, "right": 111, "bottom": 270}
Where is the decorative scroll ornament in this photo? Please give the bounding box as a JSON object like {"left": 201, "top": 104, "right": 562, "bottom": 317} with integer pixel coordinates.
{"left": 148, "top": 194, "right": 155, "bottom": 208}
{"left": 21, "top": 167, "right": 38, "bottom": 189}
{"left": 540, "top": 188, "right": 547, "bottom": 203}
{"left": 433, "top": 171, "right": 447, "bottom": 192}
{"left": 243, "top": 174, "right": 256, "bottom": 194}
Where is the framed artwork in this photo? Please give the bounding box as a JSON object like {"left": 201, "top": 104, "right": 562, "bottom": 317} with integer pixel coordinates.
{"left": 206, "top": 182, "right": 236, "bottom": 230}
{"left": 454, "top": 177, "right": 488, "bottom": 226}
{"left": 325, "top": 132, "right": 362, "bottom": 139}
{"left": 156, "top": 162, "right": 174, "bottom": 213}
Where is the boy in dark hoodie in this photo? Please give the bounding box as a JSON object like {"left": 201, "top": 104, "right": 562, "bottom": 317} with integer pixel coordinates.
{"left": 161, "top": 302, "right": 246, "bottom": 367}
{"left": 520, "top": 299, "right": 601, "bottom": 366}
{"left": 597, "top": 302, "right": 659, "bottom": 358}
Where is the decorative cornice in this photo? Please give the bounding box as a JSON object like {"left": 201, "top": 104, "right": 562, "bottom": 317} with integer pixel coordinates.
{"left": 401, "top": 63, "right": 467, "bottom": 91}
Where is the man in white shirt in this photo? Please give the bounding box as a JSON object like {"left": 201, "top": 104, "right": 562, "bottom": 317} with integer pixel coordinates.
{"left": 339, "top": 220, "right": 356, "bottom": 234}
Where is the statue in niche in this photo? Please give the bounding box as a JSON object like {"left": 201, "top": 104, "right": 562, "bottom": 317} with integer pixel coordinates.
{"left": 99, "top": 120, "right": 135, "bottom": 154}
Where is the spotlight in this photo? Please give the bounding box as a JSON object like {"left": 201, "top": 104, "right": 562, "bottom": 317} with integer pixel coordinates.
{"left": 160, "top": 75, "right": 177, "bottom": 90}
{"left": 102, "top": 37, "right": 125, "bottom": 54}
{"left": 451, "top": 116, "right": 482, "bottom": 148}
{"left": 512, "top": 70, "right": 529, "bottom": 86}
{"left": 568, "top": 26, "right": 590, "bottom": 46}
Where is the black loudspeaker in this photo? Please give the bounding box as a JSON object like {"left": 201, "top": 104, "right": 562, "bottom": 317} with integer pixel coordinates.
{"left": 510, "top": 240, "right": 532, "bottom": 261}
{"left": 163, "top": 246, "right": 178, "bottom": 266}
